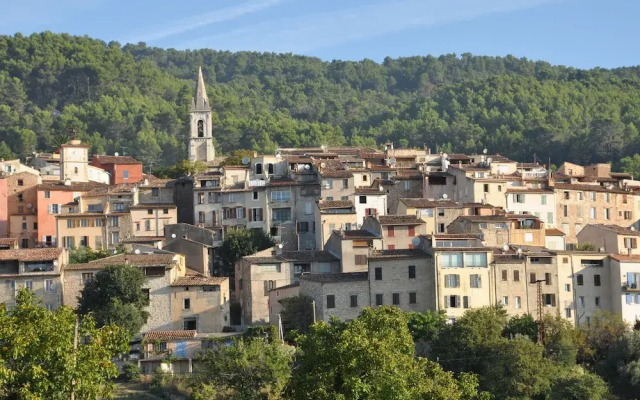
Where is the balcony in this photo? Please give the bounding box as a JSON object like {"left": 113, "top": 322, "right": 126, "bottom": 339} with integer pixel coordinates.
{"left": 623, "top": 282, "right": 640, "bottom": 292}
{"left": 249, "top": 180, "right": 266, "bottom": 187}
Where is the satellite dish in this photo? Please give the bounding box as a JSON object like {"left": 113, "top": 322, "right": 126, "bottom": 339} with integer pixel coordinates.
{"left": 443, "top": 153, "right": 449, "bottom": 159}
{"left": 278, "top": 243, "right": 283, "bottom": 249}
{"left": 486, "top": 157, "right": 493, "bottom": 163}
{"left": 241, "top": 157, "right": 250, "bottom": 165}
{"left": 389, "top": 157, "right": 397, "bottom": 165}
{"left": 218, "top": 168, "right": 224, "bottom": 173}
{"left": 304, "top": 164, "right": 311, "bottom": 170}
{"left": 134, "top": 249, "right": 141, "bottom": 255}
{"left": 502, "top": 244, "right": 509, "bottom": 252}
{"left": 631, "top": 226, "right": 636, "bottom": 231}
{"left": 53, "top": 260, "right": 59, "bottom": 267}
{"left": 114, "top": 152, "right": 119, "bottom": 157}
{"left": 26, "top": 203, "right": 32, "bottom": 209}
{"left": 517, "top": 248, "right": 523, "bottom": 255}
{"left": 171, "top": 233, "right": 177, "bottom": 239}
{"left": 442, "top": 193, "right": 448, "bottom": 199}
{"left": 411, "top": 237, "right": 421, "bottom": 247}
{"left": 483, "top": 148, "right": 488, "bottom": 154}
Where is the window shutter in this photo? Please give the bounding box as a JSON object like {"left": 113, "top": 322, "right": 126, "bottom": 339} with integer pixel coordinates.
{"left": 633, "top": 238, "right": 638, "bottom": 248}
{"left": 456, "top": 295, "right": 461, "bottom": 308}
{"left": 243, "top": 208, "right": 247, "bottom": 218}
{"left": 463, "top": 296, "right": 469, "bottom": 309}
{"left": 551, "top": 295, "right": 556, "bottom": 307}
{"left": 248, "top": 209, "right": 253, "bottom": 222}
{"left": 444, "top": 277, "right": 449, "bottom": 288}
{"left": 444, "top": 296, "right": 449, "bottom": 308}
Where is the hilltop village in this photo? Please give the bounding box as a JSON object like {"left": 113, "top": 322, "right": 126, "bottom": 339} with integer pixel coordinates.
{"left": 2, "top": 68, "right": 640, "bottom": 373}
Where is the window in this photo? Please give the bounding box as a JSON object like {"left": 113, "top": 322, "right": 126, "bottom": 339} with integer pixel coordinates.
{"left": 271, "top": 191, "right": 291, "bottom": 203}
{"left": 625, "top": 237, "right": 638, "bottom": 249}
{"left": 350, "top": 295, "right": 358, "bottom": 308}
{"left": 484, "top": 184, "right": 489, "bottom": 193}
{"left": 605, "top": 192, "right": 610, "bottom": 202}
{"left": 255, "top": 163, "right": 263, "bottom": 175}
{"left": 464, "top": 253, "right": 487, "bottom": 267}
{"left": 145, "top": 220, "right": 151, "bottom": 231}
{"left": 21, "top": 238, "right": 28, "bottom": 248}
{"left": 530, "top": 272, "right": 537, "bottom": 283}
{"left": 387, "top": 226, "right": 395, "bottom": 237}
{"left": 547, "top": 212, "right": 553, "bottom": 224}
{"left": 404, "top": 181, "right": 411, "bottom": 190}
{"left": 409, "top": 292, "right": 417, "bottom": 304}
{"left": 463, "top": 296, "right": 470, "bottom": 308}
{"left": 183, "top": 318, "right": 197, "bottom": 330}
{"left": 375, "top": 294, "right": 383, "bottom": 306}
{"left": 441, "top": 253, "right": 463, "bottom": 268}
{"left": 565, "top": 284, "right": 571, "bottom": 292}
{"left": 590, "top": 207, "right": 596, "bottom": 219}
{"left": 541, "top": 195, "right": 547, "bottom": 205}
{"left": 45, "top": 279, "right": 54, "bottom": 292}
{"left": 341, "top": 196, "right": 348, "bottom": 200}
{"left": 271, "top": 208, "right": 291, "bottom": 222}
{"left": 502, "top": 296, "right": 509, "bottom": 306}
{"left": 470, "top": 274, "right": 481, "bottom": 288}
{"left": 501, "top": 270, "right": 508, "bottom": 281}
{"left": 438, "top": 223, "right": 445, "bottom": 233}
{"left": 576, "top": 274, "right": 584, "bottom": 286}
{"left": 408, "top": 226, "right": 415, "bottom": 236}
{"left": 374, "top": 267, "right": 382, "bottom": 281}
{"left": 562, "top": 223, "right": 570, "bottom": 235}
{"left": 152, "top": 188, "right": 159, "bottom": 197}
{"left": 251, "top": 208, "right": 263, "bottom": 222}
{"left": 25, "top": 280, "right": 33, "bottom": 291}
{"left": 408, "top": 265, "right": 416, "bottom": 279}
{"left": 437, "top": 208, "right": 445, "bottom": 217}
{"left": 563, "top": 205, "right": 568, "bottom": 217}
{"left": 514, "top": 193, "right": 525, "bottom": 203}
{"left": 562, "top": 191, "right": 569, "bottom": 200}
{"left": 49, "top": 204, "right": 60, "bottom": 214}
{"left": 44, "top": 191, "right": 50, "bottom": 199}
{"left": 363, "top": 175, "right": 368, "bottom": 182}
{"left": 578, "top": 296, "right": 585, "bottom": 307}
{"left": 67, "top": 219, "right": 73, "bottom": 229}
{"left": 444, "top": 274, "right": 460, "bottom": 288}
{"left": 544, "top": 294, "right": 556, "bottom": 307}
{"left": 624, "top": 211, "right": 632, "bottom": 220}
{"left": 445, "top": 295, "right": 460, "bottom": 308}
{"left": 545, "top": 273, "right": 552, "bottom": 285}
{"left": 81, "top": 273, "right": 94, "bottom": 284}
{"left": 267, "top": 163, "right": 274, "bottom": 175}
{"left": 183, "top": 298, "right": 191, "bottom": 310}
{"left": 513, "top": 270, "right": 520, "bottom": 281}
{"left": 565, "top": 308, "right": 572, "bottom": 318}
{"left": 110, "top": 216, "right": 119, "bottom": 227}
{"left": 590, "top": 192, "right": 596, "bottom": 201}
{"left": 355, "top": 255, "right": 367, "bottom": 265}
{"left": 323, "top": 179, "right": 333, "bottom": 189}
{"left": 594, "top": 274, "right": 601, "bottom": 286}
{"left": 147, "top": 209, "right": 153, "bottom": 215}
{"left": 359, "top": 195, "right": 366, "bottom": 204}
{"left": 342, "top": 179, "right": 349, "bottom": 188}
{"left": 595, "top": 297, "right": 601, "bottom": 307}
{"left": 515, "top": 296, "right": 522, "bottom": 309}
{"left": 392, "top": 293, "right": 400, "bottom": 305}
{"left": 604, "top": 208, "right": 610, "bottom": 220}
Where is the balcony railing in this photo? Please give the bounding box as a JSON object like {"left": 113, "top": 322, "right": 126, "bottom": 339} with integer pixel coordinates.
{"left": 623, "top": 282, "right": 640, "bottom": 292}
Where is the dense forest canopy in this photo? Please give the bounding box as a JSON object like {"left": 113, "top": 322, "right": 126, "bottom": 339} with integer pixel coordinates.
{"left": 1, "top": 31, "right": 639, "bottom": 167}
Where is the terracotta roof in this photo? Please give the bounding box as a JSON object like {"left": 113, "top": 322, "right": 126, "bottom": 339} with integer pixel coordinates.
{"left": 120, "top": 236, "right": 165, "bottom": 243}
{"left": 144, "top": 330, "right": 197, "bottom": 341}
{"left": 506, "top": 188, "right": 554, "bottom": 194}
{"left": 245, "top": 256, "right": 283, "bottom": 264}
{"left": 342, "top": 230, "right": 380, "bottom": 239}
{"left": 299, "top": 272, "right": 368, "bottom": 283}
{"left": 65, "top": 253, "right": 177, "bottom": 270}
{"left": 586, "top": 224, "right": 640, "bottom": 236}
{"left": 610, "top": 254, "right": 640, "bottom": 262}
{"left": 355, "top": 187, "right": 385, "bottom": 195}
{"left": 0, "top": 238, "right": 18, "bottom": 246}
{"left": 280, "top": 250, "right": 339, "bottom": 262}
{"left": 424, "top": 233, "right": 483, "bottom": 240}
{"left": 83, "top": 184, "right": 135, "bottom": 197}
{"left": 319, "top": 200, "right": 354, "bottom": 209}
{"left": 130, "top": 204, "right": 176, "bottom": 209}
{"left": 399, "top": 198, "right": 461, "bottom": 209}
{"left": 553, "top": 183, "right": 628, "bottom": 194}
{"left": 320, "top": 170, "right": 353, "bottom": 178}
{"left": 38, "top": 181, "right": 108, "bottom": 192}
{"left": 378, "top": 215, "right": 424, "bottom": 225}
{"left": 369, "top": 249, "right": 429, "bottom": 260}
{"left": 92, "top": 155, "right": 141, "bottom": 165}
{"left": 545, "top": 228, "right": 566, "bottom": 236}
{"left": 0, "top": 247, "right": 63, "bottom": 262}
{"left": 271, "top": 282, "right": 300, "bottom": 292}
{"left": 172, "top": 275, "right": 227, "bottom": 287}
{"left": 267, "top": 177, "right": 295, "bottom": 187}
{"left": 454, "top": 215, "right": 509, "bottom": 223}
{"left": 139, "top": 179, "right": 175, "bottom": 188}
{"left": 492, "top": 254, "right": 525, "bottom": 264}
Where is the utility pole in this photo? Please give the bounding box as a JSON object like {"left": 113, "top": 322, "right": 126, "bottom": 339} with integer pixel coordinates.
{"left": 532, "top": 279, "right": 546, "bottom": 345}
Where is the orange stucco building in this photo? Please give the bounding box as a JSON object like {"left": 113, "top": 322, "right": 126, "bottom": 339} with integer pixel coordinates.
{"left": 91, "top": 155, "right": 143, "bottom": 185}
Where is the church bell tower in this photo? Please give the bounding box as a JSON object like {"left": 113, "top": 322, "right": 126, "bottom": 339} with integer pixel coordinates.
{"left": 189, "top": 66, "right": 215, "bottom": 163}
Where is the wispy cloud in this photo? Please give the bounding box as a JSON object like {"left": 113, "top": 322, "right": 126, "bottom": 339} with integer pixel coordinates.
{"left": 177, "top": 0, "right": 557, "bottom": 53}
{"left": 124, "top": 0, "right": 287, "bottom": 44}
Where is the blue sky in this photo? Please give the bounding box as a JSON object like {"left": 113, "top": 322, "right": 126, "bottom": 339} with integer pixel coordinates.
{"left": 1, "top": 0, "right": 638, "bottom": 69}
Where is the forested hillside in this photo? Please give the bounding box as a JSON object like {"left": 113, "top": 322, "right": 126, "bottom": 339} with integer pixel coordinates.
{"left": 1, "top": 32, "right": 639, "bottom": 167}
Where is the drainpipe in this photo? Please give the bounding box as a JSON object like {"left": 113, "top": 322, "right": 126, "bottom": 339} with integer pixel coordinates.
{"left": 524, "top": 256, "right": 530, "bottom": 314}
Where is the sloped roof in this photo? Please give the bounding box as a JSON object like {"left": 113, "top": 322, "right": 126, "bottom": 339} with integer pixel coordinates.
{"left": 368, "top": 249, "right": 428, "bottom": 260}
{"left": 0, "top": 247, "right": 62, "bottom": 262}
{"left": 399, "top": 198, "right": 461, "bottom": 209}
{"left": 545, "top": 228, "right": 566, "bottom": 236}
{"left": 586, "top": 224, "right": 640, "bottom": 236}
{"left": 144, "top": 330, "right": 197, "bottom": 341}
{"left": 342, "top": 230, "right": 380, "bottom": 239}
{"left": 172, "top": 275, "right": 227, "bottom": 287}
{"left": 65, "top": 253, "right": 177, "bottom": 270}
{"left": 378, "top": 215, "right": 424, "bottom": 225}
{"left": 93, "top": 155, "right": 141, "bottom": 165}
{"left": 299, "top": 272, "right": 368, "bottom": 283}
{"left": 554, "top": 183, "right": 628, "bottom": 194}
{"left": 319, "top": 200, "right": 354, "bottom": 209}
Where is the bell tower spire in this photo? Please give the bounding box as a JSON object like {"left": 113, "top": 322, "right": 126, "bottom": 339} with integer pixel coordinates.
{"left": 189, "top": 66, "right": 215, "bottom": 163}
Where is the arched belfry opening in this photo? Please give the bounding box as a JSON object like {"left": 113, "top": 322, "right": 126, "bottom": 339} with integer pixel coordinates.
{"left": 197, "top": 120, "right": 204, "bottom": 137}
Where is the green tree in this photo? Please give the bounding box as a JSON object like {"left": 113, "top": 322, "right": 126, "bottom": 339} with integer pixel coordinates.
{"left": 287, "top": 307, "right": 489, "bottom": 400}
{"left": 68, "top": 246, "right": 115, "bottom": 264}
{"left": 580, "top": 310, "right": 628, "bottom": 364}
{"left": 77, "top": 264, "right": 150, "bottom": 336}
{"left": 0, "top": 289, "right": 129, "bottom": 399}
{"left": 0, "top": 141, "right": 15, "bottom": 159}
{"left": 220, "top": 149, "right": 255, "bottom": 166}
{"left": 194, "top": 336, "right": 293, "bottom": 400}
{"left": 407, "top": 309, "right": 447, "bottom": 343}
{"left": 219, "top": 228, "right": 274, "bottom": 276}
{"left": 574, "top": 242, "right": 596, "bottom": 251}
{"left": 620, "top": 154, "right": 640, "bottom": 179}
{"left": 503, "top": 314, "right": 538, "bottom": 342}
{"left": 550, "top": 367, "right": 609, "bottom": 400}
{"left": 279, "top": 295, "right": 314, "bottom": 336}
{"left": 599, "top": 330, "right": 640, "bottom": 398}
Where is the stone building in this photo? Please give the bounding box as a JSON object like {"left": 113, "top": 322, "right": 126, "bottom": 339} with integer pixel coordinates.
{"left": 314, "top": 200, "right": 358, "bottom": 249}
{"left": 323, "top": 229, "right": 383, "bottom": 273}
{"left": 361, "top": 215, "right": 426, "bottom": 250}
{"left": 0, "top": 247, "right": 67, "bottom": 310}
{"left": 577, "top": 224, "right": 640, "bottom": 255}
{"left": 299, "top": 273, "right": 370, "bottom": 322}
{"left": 6, "top": 172, "right": 41, "bottom": 248}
